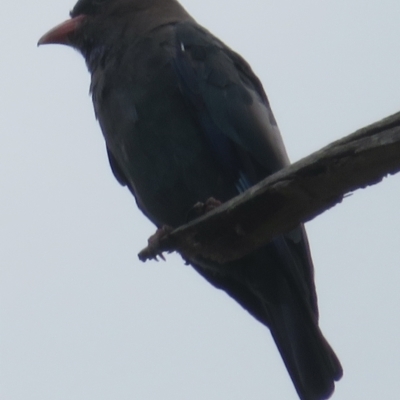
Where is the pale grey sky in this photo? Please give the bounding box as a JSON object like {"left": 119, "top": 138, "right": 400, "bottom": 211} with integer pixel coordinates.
{"left": 1, "top": 1, "right": 400, "bottom": 399}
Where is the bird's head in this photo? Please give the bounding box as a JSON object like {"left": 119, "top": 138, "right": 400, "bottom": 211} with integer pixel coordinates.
{"left": 38, "top": 0, "right": 191, "bottom": 54}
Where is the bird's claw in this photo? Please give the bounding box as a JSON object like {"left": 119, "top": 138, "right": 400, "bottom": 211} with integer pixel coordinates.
{"left": 138, "top": 225, "right": 173, "bottom": 262}
{"left": 187, "top": 197, "right": 222, "bottom": 221}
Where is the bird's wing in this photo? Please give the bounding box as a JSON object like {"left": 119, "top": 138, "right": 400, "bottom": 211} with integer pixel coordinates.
{"left": 107, "top": 147, "right": 128, "bottom": 186}
{"left": 171, "top": 21, "right": 318, "bottom": 315}
{"left": 173, "top": 22, "right": 290, "bottom": 188}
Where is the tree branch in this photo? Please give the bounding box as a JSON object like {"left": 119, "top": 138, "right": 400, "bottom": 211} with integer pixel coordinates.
{"left": 139, "top": 111, "right": 400, "bottom": 263}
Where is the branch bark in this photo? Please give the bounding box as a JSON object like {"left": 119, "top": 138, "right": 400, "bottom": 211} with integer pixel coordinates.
{"left": 139, "top": 111, "right": 400, "bottom": 263}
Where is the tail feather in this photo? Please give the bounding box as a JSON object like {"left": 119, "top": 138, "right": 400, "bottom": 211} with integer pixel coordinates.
{"left": 189, "top": 235, "right": 342, "bottom": 400}
{"left": 266, "top": 299, "right": 342, "bottom": 400}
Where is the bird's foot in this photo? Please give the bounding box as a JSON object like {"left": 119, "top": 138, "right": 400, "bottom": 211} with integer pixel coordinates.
{"left": 187, "top": 197, "right": 223, "bottom": 221}
{"left": 138, "top": 225, "right": 173, "bottom": 262}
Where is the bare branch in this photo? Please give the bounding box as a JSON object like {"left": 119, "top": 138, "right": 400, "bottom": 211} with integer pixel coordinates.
{"left": 139, "top": 111, "right": 400, "bottom": 263}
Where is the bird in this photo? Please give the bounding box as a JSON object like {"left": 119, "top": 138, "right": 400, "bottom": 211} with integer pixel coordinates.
{"left": 38, "top": 1, "right": 342, "bottom": 399}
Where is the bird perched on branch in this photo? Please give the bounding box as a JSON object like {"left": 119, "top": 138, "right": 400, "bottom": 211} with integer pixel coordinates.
{"left": 39, "top": 1, "right": 342, "bottom": 398}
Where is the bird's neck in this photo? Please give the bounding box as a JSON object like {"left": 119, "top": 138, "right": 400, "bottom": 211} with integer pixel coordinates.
{"left": 79, "top": 0, "right": 194, "bottom": 75}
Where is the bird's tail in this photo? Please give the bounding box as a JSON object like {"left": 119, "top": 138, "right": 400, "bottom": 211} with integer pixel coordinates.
{"left": 189, "top": 236, "right": 342, "bottom": 400}
{"left": 265, "top": 294, "right": 342, "bottom": 400}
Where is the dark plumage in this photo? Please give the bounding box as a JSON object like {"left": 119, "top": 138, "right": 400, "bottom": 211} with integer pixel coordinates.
{"left": 38, "top": 1, "right": 342, "bottom": 398}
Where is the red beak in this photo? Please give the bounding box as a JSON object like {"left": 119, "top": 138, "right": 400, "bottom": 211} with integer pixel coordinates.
{"left": 38, "top": 15, "right": 86, "bottom": 46}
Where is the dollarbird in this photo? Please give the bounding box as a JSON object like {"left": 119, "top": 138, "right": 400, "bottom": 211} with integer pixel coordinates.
{"left": 38, "top": 1, "right": 342, "bottom": 398}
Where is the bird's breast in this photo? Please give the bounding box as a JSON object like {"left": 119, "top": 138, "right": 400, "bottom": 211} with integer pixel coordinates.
{"left": 93, "top": 48, "right": 236, "bottom": 227}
